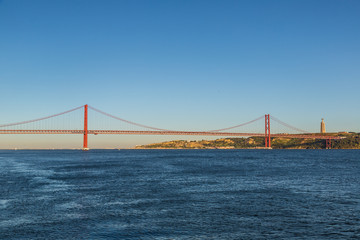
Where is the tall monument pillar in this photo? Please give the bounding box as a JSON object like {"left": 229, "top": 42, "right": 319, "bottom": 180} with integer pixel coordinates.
{"left": 320, "top": 118, "right": 326, "bottom": 133}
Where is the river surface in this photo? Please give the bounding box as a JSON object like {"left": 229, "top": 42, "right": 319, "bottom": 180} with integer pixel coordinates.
{"left": 0, "top": 149, "right": 359, "bottom": 239}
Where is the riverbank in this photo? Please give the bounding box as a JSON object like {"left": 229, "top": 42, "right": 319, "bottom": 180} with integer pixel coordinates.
{"left": 135, "top": 133, "right": 360, "bottom": 149}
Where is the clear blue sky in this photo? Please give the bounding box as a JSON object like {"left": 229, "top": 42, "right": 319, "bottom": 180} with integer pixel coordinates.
{"left": 0, "top": 0, "right": 359, "bottom": 148}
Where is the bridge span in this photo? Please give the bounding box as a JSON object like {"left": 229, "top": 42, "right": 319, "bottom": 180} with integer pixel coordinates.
{"left": 0, "top": 105, "right": 342, "bottom": 150}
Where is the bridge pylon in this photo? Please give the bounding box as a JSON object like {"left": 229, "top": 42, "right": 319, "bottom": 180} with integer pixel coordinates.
{"left": 83, "top": 104, "right": 89, "bottom": 150}
{"left": 265, "top": 114, "right": 271, "bottom": 148}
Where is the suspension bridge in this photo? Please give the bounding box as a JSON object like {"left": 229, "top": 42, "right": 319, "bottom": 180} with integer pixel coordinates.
{"left": 0, "top": 104, "right": 342, "bottom": 150}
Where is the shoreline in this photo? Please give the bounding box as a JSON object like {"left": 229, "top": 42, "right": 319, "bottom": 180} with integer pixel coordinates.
{"left": 2, "top": 148, "right": 360, "bottom": 150}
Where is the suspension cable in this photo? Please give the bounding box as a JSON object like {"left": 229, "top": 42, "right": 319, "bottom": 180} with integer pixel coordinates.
{"left": 88, "top": 105, "right": 172, "bottom": 131}
{"left": 270, "top": 116, "right": 309, "bottom": 133}
{"left": 208, "top": 115, "right": 264, "bottom": 132}
{"left": 0, "top": 105, "right": 84, "bottom": 128}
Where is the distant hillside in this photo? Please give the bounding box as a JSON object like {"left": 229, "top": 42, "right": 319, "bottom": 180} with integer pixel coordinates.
{"left": 135, "top": 133, "right": 360, "bottom": 149}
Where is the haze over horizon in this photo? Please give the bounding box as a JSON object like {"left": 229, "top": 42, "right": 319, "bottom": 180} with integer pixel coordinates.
{"left": 1, "top": 0, "right": 359, "bottom": 149}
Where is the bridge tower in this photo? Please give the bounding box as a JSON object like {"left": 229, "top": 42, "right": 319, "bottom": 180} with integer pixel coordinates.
{"left": 83, "top": 104, "right": 89, "bottom": 150}
{"left": 265, "top": 114, "right": 271, "bottom": 148}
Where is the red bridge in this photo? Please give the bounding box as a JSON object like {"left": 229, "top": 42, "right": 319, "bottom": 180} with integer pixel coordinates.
{"left": 0, "top": 104, "right": 342, "bottom": 150}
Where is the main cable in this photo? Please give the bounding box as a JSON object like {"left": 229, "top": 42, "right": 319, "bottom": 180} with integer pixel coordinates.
{"left": 208, "top": 115, "right": 264, "bottom": 132}
{"left": 270, "top": 116, "right": 309, "bottom": 133}
{"left": 88, "top": 105, "right": 172, "bottom": 131}
{"left": 0, "top": 105, "right": 84, "bottom": 128}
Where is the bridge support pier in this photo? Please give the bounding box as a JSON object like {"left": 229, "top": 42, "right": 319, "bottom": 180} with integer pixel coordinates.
{"left": 83, "top": 104, "right": 89, "bottom": 150}
{"left": 326, "top": 139, "right": 332, "bottom": 149}
{"left": 265, "top": 114, "right": 271, "bottom": 148}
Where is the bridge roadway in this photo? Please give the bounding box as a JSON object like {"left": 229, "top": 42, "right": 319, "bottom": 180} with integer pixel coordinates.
{"left": 0, "top": 130, "right": 343, "bottom": 140}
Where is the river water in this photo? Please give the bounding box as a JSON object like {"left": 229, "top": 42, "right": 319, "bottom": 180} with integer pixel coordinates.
{"left": 0, "top": 149, "right": 359, "bottom": 239}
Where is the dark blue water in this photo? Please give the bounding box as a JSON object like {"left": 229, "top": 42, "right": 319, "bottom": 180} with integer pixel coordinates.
{"left": 0, "top": 150, "right": 359, "bottom": 239}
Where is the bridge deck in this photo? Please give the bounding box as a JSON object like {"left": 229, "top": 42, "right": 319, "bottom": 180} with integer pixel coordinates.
{"left": 0, "top": 130, "right": 343, "bottom": 140}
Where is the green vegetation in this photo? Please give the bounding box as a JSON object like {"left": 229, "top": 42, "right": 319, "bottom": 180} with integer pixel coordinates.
{"left": 135, "top": 133, "right": 360, "bottom": 149}
{"left": 332, "top": 133, "right": 360, "bottom": 149}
